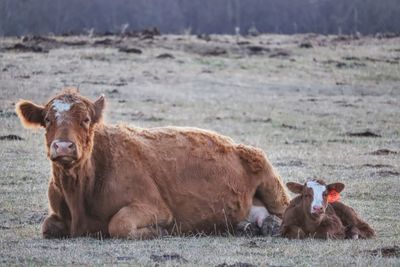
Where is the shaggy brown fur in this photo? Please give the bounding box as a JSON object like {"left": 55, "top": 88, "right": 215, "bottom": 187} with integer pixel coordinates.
{"left": 281, "top": 179, "right": 375, "bottom": 239}
{"left": 16, "top": 89, "right": 290, "bottom": 239}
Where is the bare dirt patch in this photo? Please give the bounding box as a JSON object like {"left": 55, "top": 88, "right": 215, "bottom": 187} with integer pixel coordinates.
{"left": 364, "top": 245, "right": 400, "bottom": 258}
{"left": 0, "top": 134, "right": 24, "bottom": 141}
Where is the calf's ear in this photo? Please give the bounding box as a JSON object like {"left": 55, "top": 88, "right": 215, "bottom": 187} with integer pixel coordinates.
{"left": 286, "top": 182, "right": 304, "bottom": 194}
{"left": 15, "top": 100, "right": 45, "bottom": 128}
{"left": 327, "top": 183, "right": 345, "bottom": 193}
{"left": 92, "top": 94, "right": 105, "bottom": 123}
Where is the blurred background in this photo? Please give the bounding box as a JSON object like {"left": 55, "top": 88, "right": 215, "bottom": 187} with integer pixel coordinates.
{"left": 1, "top": 0, "right": 400, "bottom": 36}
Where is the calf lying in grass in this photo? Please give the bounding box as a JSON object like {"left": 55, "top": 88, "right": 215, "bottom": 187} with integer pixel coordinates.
{"left": 281, "top": 179, "right": 375, "bottom": 239}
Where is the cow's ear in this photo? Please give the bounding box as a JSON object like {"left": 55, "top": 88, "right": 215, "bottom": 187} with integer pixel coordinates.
{"left": 286, "top": 182, "right": 304, "bottom": 194}
{"left": 92, "top": 94, "right": 105, "bottom": 123}
{"left": 15, "top": 100, "right": 45, "bottom": 128}
{"left": 327, "top": 183, "right": 345, "bottom": 194}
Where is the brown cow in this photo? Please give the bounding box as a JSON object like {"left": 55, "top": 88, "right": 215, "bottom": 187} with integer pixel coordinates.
{"left": 16, "top": 88, "right": 290, "bottom": 239}
{"left": 281, "top": 179, "right": 375, "bottom": 239}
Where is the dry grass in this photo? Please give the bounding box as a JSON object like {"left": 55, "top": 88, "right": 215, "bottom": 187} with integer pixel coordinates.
{"left": 0, "top": 34, "right": 399, "bottom": 266}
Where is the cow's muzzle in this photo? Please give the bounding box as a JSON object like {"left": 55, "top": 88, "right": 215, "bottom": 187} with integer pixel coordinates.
{"left": 50, "top": 140, "right": 77, "bottom": 163}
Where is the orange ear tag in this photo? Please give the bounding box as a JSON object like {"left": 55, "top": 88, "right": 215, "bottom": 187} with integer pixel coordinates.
{"left": 327, "top": 190, "right": 340, "bottom": 203}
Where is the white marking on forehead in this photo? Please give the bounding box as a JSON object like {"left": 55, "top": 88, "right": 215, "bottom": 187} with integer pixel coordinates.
{"left": 51, "top": 99, "right": 73, "bottom": 125}
{"left": 307, "top": 181, "right": 326, "bottom": 210}
{"left": 52, "top": 99, "right": 72, "bottom": 113}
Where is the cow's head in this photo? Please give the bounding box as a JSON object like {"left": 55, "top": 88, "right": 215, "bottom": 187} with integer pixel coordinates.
{"left": 286, "top": 180, "right": 344, "bottom": 220}
{"left": 16, "top": 89, "right": 105, "bottom": 168}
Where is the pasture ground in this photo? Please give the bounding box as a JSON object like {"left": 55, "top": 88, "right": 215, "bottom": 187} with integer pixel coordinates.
{"left": 0, "top": 33, "right": 399, "bottom": 266}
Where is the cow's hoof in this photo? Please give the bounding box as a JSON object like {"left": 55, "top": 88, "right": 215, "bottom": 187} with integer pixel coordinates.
{"left": 236, "top": 221, "right": 260, "bottom": 237}
{"left": 261, "top": 215, "right": 282, "bottom": 237}
{"left": 41, "top": 215, "right": 69, "bottom": 239}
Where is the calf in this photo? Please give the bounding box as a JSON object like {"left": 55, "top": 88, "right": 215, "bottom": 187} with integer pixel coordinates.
{"left": 281, "top": 179, "right": 375, "bottom": 239}
{"left": 16, "top": 88, "right": 290, "bottom": 239}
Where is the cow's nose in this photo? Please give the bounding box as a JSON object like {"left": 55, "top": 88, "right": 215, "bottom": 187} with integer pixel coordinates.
{"left": 51, "top": 140, "right": 76, "bottom": 157}
{"left": 312, "top": 205, "right": 324, "bottom": 214}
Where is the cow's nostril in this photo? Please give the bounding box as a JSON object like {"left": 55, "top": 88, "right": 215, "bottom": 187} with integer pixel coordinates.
{"left": 52, "top": 141, "right": 75, "bottom": 153}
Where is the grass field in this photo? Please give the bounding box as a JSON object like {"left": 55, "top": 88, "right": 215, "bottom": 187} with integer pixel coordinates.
{"left": 0, "top": 33, "right": 399, "bottom": 266}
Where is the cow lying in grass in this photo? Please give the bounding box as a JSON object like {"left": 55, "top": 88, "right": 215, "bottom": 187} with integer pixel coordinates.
{"left": 16, "top": 88, "right": 290, "bottom": 239}
{"left": 281, "top": 179, "right": 375, "bottom": 239}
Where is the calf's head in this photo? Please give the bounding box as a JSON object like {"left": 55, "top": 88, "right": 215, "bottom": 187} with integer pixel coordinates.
{"left": 16, "top": 89, "right": 105, "bottom": 168}
{"left": 286, "top": 180, "right": 344, "bottom": 219}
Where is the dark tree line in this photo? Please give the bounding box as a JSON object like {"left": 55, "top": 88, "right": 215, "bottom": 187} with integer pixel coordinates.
{"left": 1, "top": 0, "right": 399, "bottom": 36}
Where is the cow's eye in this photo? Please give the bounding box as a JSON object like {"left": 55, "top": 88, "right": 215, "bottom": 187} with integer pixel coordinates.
{"left": 82, "top": 117, "right": 90, "bottom": 126}
{"left": 45, "top": 117, "right": 51, "bottom": 126}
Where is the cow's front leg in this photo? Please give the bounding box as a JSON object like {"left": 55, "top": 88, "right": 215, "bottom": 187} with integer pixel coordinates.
{"left": 108, "top": 203, "right": 173, "bottom": 239}
{"left": 42, "top": 213, "right": 69, "bottom": 238}
{"left": 42, "top": 180, "right": 71, "bottom": 238}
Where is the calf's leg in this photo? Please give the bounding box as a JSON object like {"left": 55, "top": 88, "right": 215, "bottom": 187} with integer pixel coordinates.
{"left": 353, "top": 221, "right": 375, "bottom": 239}
{"left": 281, "top": 225, "right": 306, "bottom": 239}
{"left": 108, "top": 203, "right": 172, "bottom": 239}
{"left": 314, "top": 227, "right": 345, "bottom": 239}
{"left": 346, "top": 226, "right": 361, "bottom": 239}
{"left": 331, "top": 202, "right": 375, "bottom": 239}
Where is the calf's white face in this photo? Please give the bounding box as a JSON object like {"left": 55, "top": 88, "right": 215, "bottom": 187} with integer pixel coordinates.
{"left": 286, "top": 180, "right": 345, "bottom": 219}
{"left": 306, "top": 181, "right": 327, "bottom": 214}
